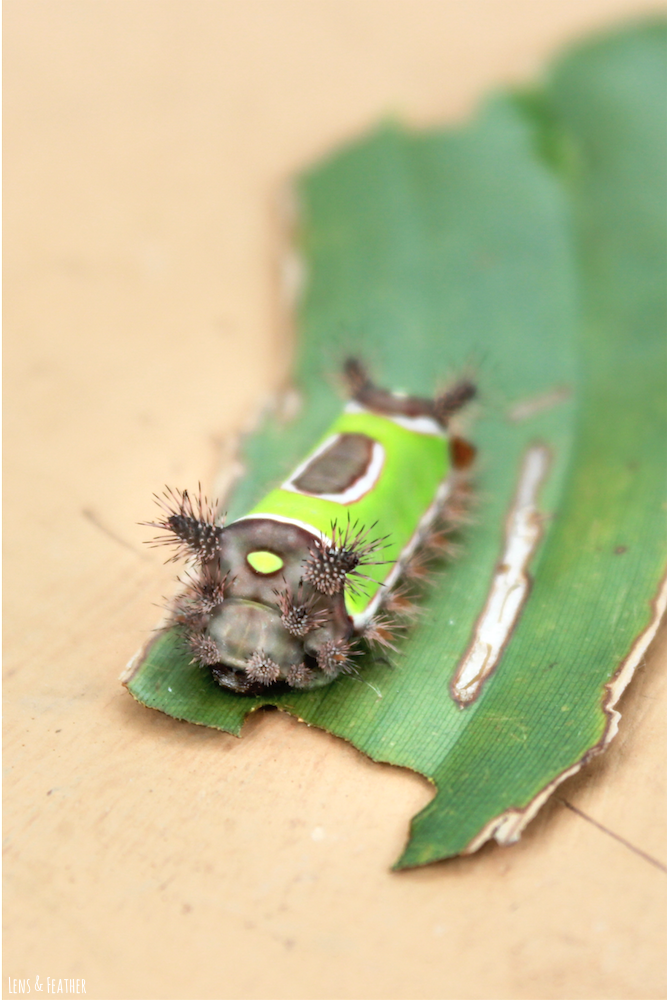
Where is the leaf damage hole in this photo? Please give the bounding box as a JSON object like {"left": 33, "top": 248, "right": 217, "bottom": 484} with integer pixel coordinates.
{"left": 450, "top": 443, "right": 551, "bottom": 706}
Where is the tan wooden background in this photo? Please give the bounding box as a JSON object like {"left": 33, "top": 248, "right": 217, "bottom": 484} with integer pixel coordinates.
{"left": 5, "top": 3, "right": 667, "bottom": 998}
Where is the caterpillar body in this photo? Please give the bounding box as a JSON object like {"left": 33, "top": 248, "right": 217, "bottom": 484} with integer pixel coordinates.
{"left": 146, "top": 360, "right": 475, "bottom": 694}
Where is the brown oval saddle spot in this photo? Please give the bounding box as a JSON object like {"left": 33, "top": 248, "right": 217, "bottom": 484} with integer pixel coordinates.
{"left": 292, "top": 433, "right": 375, "bottom": 495}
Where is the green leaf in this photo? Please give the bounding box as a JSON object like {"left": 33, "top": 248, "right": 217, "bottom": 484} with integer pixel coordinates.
{"left": 125, "top": 22, "right": 667, "bottom": 868}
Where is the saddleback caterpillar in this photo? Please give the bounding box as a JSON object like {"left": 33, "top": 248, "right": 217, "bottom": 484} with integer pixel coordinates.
{"left": 145, "top": 360, "right": 476, "bottom": 694}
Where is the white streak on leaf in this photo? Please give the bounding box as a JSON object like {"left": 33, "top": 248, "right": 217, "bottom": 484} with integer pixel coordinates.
{"left": 450, "top": 444, "right": 551, "bottom": 706}
{"left": 508, "top": 385, "right": 571, "bottom": 422}
{"left": 462, "top": 567, "right": 667, "bottom": 855}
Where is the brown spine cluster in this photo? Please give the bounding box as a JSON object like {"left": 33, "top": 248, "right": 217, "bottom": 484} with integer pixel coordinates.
{"left": 274, "top": 584, "right": 330, "bottom": 637}
{"left": 143, "top": 485, "right": 225, "bottom": 563}
{"left": 302, "top": 516, "right": 389, "bottom": 597}
{"left": 187, "top": 633, "right": 222, "bottom": 666}
{"left": 434, "top": 380, "right": 477, "bottom": 426}
{"left": 170, "top": 566, "right": 230, "bottom": 666}
{"left": 316, "top": 638, "right": 356, "bottom": 677}
{"left": 245, "top": 651, "right": 281, "bottom": 685}
{"left": 361, "top": 613, "right": 404, "bottom": 653}
{"left": 286, "top": 662, "right": 317, "bottom": 688}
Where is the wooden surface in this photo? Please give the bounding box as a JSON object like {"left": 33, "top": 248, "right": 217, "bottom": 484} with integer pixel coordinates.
{"left": 4, "top": 3, "right": 667, "bottom": 998}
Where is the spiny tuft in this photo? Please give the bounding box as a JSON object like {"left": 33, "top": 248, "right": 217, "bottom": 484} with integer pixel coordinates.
{"left": 384, "top": 582, "right": 422, "bottom": 621}
{"left": 245, "top": 651, "right": 281, "bottom": 685}
{"left": 302, "top": 516, "right": 390, "bottom": 596}
{"left": 362, "top": 614, "right": 404, "bottom": 653}
{"left": 343, "top": 357, "right": 372, "bottom": 397}
{"left": 403, "top": 548, "right": 436, "bottom": 584}
{"left": 434, "top": 379, "right": 477, "bottom": 426}
{"left": 286, "top": 662, "right": 316, "bottom": 688}
{"left": 274, "top": 584, "right": 330, "bottom": 637}
{"left": 142, "top": 485, "right": 224, "bottom": 563}
{"left": 422, "top": 526, "right": 459, "bottom": 558}
{"left": 316, "top": 638, "right": 356, "bottom": 678}
{"left": 187, "top": 566, "right": 229, "bottom": 614}
{"left": 168, "top": 566, "right": 229, "bottom": 630}
{"left": 187, "top": 633, "right": 221, "bottom": 666}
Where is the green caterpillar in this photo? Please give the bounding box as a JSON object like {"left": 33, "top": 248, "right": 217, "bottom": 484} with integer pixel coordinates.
{"left": 146, "top": 360, "right": 475, "bottom": 693}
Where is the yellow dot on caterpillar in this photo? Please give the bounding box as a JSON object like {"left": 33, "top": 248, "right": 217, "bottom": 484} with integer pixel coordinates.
{"left": 246, "top": 550, "right": 284, "bottom": 575}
